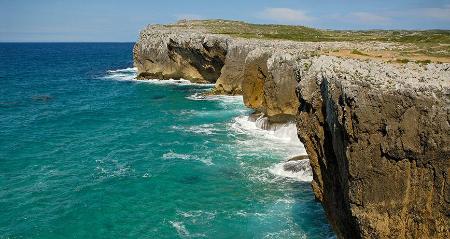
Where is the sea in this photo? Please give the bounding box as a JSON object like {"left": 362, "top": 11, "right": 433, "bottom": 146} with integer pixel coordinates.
{"left": 0, "top": 43, "right": 334, "bottom": 238}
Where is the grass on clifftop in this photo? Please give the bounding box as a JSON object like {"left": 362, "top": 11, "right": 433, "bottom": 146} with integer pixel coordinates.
{"left": 168, "top": 20, "right": 450, "bottom": 58}
{"left": 173, "top": 19, "right": 450, "bottom": 44}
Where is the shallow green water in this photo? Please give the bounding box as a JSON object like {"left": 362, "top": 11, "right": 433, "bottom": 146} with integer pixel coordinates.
{"left": 0, "top": 43, "right": 333, "bottom": 238}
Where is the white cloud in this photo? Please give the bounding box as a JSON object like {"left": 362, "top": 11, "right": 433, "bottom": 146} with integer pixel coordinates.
{"left": 351, "top": 12, "right": 391, "bottom": 24}
{"left": 259, "top": 8, "right": 313, "bottom": 23}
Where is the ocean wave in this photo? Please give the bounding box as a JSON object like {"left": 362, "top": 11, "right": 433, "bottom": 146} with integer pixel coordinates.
{"left": 162, "top": 152, "right": 191, "bottom": 160}
{"left": 140, "top": 78, "right": 207, "bottom": 86}
{"left": 103, "top": 67, "right": 215, "bottom": 86}
{"left": 106, "top": 67, "right": 137, "bottom": 73}
{"left": 102, "top": 67, "right": 137, "bottom": 81}
{"left": 229, "top": 114, "right": 312, "bottom": 182}
{"left": 230, "top": 115, "right": 306, "bottom": 150}
{"left": 171, "top": 124, "right": 218, "bottom": 135}
{"left": 186, "top": 92, "right": 243, "bottom": 103}
{"left": 102, "top": 72, "right": 136, "bottom": 81}
{"left": 268, "top": 160, "right": 313, "bottom": 182}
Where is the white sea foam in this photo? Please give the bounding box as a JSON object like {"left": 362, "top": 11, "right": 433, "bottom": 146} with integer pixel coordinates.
{"left": 163, "top": 152, "right": 191, "bottom": 160}
{"left": 169, "top": 220, "right": 207, "bottom": 238}
{"left": 229, "top": 115, "right": 312, "bottom": 182}
{"left": 172, "top": 124, "right": 218, "bottom": 135}
{"left": 141, "top": 78, "right": 208, "bottom": 86}
{"left": 103, "top": 67, "right": 215, "bottom": 86}
{"left": 275, "top": 198, "right": 296, "bottom": 204}
{"left": 177, "top": 210, "right": 216, "bottom": 221}
{"left": 103, "top": 67, "right": 311, "bottom": 181}
{"left": 163, "top": 151, "right": 213, "bottom": 166}
{"left": 230, "top": 115, "right": 306, "bottom": 151}
{"left": 169, "top": 221, "right": 190, "bottom": 238}
{"left": 269, "top": 160, "right": 313, "bottom": 182}
{"left": 107, "top": 67, "right": 137, "bottom": 73}
{"left": 186, "top": 92, "right": 243, "bottom": 104}
{"left": 102, "top": 72, "right": 137, "bottom": 81}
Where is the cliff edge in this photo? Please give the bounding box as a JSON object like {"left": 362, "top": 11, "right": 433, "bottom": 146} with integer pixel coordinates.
{"left": 134, "top": 20, "right": 450, "bottom": 238}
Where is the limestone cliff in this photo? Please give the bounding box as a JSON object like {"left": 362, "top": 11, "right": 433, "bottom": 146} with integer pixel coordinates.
{"left": 134, "top": 28, "right": 228, "bottom": 83}
{"left": 296, "top": 57, "right": 449, "bottom": 238}
{"left": 134, "top": 20, "right": 450, "bottom": 238}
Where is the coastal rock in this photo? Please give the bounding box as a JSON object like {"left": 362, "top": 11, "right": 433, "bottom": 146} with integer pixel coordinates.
{"left": 264, "top": 51, "right": 301, "bottom": 121}
{"left": 241, "top": 49, "right": 271, "bottom": 113}
{"left": 296, "top": 56, "right": 450, "bottom": 238}
{"left": 215, "top": 42, "right": 255, "bottom": 94}
{"left": 133, "top": 28, "right": 228, "bottom": 83}
{"left": 134, "top": 21, "right": 450, "bottom": 238}
{"left": 288, "top": 155, "right": 309, "bottom": 161}
{"left": 283, "top": 159, "right": 312, "bottom": 173}
{"left": 236, "top": 48, "right": 302, "bottom": 121}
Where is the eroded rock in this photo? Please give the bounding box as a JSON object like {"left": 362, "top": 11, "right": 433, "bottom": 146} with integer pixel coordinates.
{"left": 296, "top": 56, "right": 450, "bottom": 238}
{"left": 133, "top": 29, "right": 228, "bottom": 83}
{"left": 134, "top": 21, "right": 450, "bottom": 238}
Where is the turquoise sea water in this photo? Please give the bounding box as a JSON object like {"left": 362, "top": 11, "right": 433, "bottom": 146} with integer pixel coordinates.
{"left": 0, "top": 43, "right": 334, "bottom": 238}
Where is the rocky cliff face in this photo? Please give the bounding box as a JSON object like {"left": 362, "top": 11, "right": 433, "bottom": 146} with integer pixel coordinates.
{"left": 134, "top": 21, "right": 450, "bottom": 238}
{"left": 134, "top": 28, "right": 228, "bottom": 83}
{"left": 296, "top": 57, "right": 449, "bottom": 238}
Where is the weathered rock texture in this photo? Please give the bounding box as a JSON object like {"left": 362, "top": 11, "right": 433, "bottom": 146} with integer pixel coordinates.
{"left": 134, "top": 23, "right": 397, "bottom": 121}
{"left": 296, "top": 57, "right": 450, "bottom": 238}
{"left": 134, "top": 29, "right": 228, "bottom": 83}
{"left": 134, "top": 21, "right": 450, "bottom": 238}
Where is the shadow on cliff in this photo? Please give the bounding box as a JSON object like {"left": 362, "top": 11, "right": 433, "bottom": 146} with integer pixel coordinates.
{"left": 290, "top": 181, "right": 335, "bottom": 237}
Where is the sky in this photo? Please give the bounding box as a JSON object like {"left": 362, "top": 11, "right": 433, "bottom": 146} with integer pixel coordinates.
{"left": 1, "top": 0, "right": 449, "bottom": 42}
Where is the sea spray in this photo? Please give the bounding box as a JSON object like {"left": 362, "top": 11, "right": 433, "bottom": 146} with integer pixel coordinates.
{"left": 186, "top": 92, "right": 314, "bottom": 182}
{"left": 229, "top": 114, "right": 312, "bottom": 181}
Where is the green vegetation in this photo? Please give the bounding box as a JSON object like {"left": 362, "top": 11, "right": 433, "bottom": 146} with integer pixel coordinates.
{"left": 170, "top": 19, "right": 450, "bottom": 44}
{"left": 416, "top": 59, "right": 432, "bottom": 64}
{"left": 351, "top": 49, "right": 369, "bottom": 56}
{"left": 168, "top": 20, "right": 450, "bottom": 57}
{"left": 395, "top": 59, "right": 410, "bottom": 64}
{"left": 303, "top": 62, "right": 312, "bottom": 70}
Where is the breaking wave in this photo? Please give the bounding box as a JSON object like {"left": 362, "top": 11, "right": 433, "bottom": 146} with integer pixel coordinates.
{"left": 230, "top": 115, "right": 304, "bottom": 149}
{"left": 103, "top": 67, "right": 312, "bottom": 181}
{"left": 269, "top": 159, "right": 313, "bottom": 182}
{"left": 103, "top": 67, "right": 215, "bottom": 86}
{"left": 230, "top": 114, "right": 312, "bottom": 182}
{"left": 171, "top": 124, "right": 218, "bottom": 135}
{"left": 186, "top": 92, "right": 243, "bottom": 103}
{"left": 189, "top": 91, "right": 313, "bottom": 182}
{"left": 107, "top": 67, "right": 137, "bottom": 73}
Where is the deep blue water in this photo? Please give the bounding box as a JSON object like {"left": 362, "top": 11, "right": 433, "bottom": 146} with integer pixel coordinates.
{"left": 0, "top": 43, "right": 333, "bottom": 238}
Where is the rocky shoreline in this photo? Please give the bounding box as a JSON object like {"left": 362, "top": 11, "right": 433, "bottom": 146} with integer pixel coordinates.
{"left": 134, "top": 21, "right": 450, "bottom": 238}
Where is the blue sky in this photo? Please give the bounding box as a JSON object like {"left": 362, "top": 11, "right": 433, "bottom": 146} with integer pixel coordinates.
{"left": 1, "top": 0, "right": 449, "bottom": 42}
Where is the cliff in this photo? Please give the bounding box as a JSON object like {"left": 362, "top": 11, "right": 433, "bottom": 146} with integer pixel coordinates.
{"left": 134, "top": 20, "right": 450, "bottom": 238}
